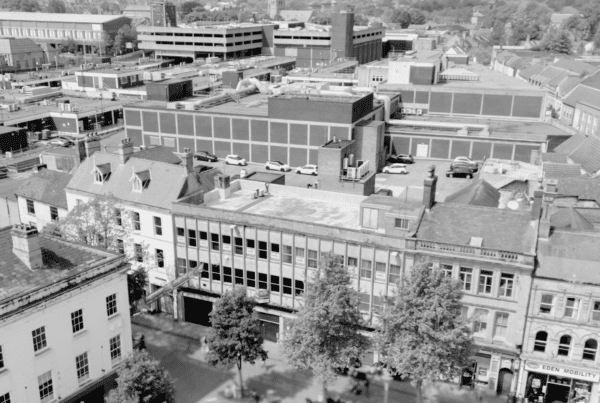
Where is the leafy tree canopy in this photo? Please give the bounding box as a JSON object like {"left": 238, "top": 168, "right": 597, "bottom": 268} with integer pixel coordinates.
{"left": 181, "top": 0, "right": 204, "bottom": 15}
{"left": 46, "top": 0, "right": 67, "bottom": 13}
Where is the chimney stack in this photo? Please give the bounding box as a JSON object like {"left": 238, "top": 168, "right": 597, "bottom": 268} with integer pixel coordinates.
{"left": 85, "top": 133, "right": 101, "bottom": 158}
{"left": 11, "top": 224, "right": 43, "bottom": 270}
{"left": 423, "top": 165, "right": 438, "bottom": 210}
{"left": 117, "top": 138, "right": 133, "bottom": 164}
{"left": 531, "top": 190, "right": 543, "bottom": 220}
{"left": 538, "top": 206, "right": 552, "bottom": 240}
{"left": 180, "top": 148, "right": 194, "bottom": 174}
{"left": 216, "top": 173, "right": 231, "bottom": 199}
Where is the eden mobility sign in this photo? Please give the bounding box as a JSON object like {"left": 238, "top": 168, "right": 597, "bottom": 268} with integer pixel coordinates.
{"left": 526, "top": 361, "right": 600, "bottom": 382}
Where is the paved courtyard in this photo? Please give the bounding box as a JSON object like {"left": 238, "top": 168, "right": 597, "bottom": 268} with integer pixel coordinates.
{"left": 132, "top": 313, "right": 507, "bottom": 403}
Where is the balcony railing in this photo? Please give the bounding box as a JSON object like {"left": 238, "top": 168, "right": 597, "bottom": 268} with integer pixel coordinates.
{"left": 416, "top": 240, "right": 529, "bottom": 264}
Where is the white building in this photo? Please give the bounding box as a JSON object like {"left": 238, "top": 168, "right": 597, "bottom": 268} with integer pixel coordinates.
{"left": 15, "top": 168, "right": 71, "bottom": 231}
{"left": 65, "top": 139, "right": 216, "bottom": 314}
{"left": 0, "top": 224, "right": 132, "bottom": 403}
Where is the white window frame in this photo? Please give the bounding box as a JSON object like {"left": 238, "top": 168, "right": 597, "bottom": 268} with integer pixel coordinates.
{"left": 564, "top": 297, "right": 580, "bottom": 319}
{"left": 539, "top": 294, "right": 554, "bottom": 315}
{"left": 362, "top": 207, "right": 379, "bottom": 229}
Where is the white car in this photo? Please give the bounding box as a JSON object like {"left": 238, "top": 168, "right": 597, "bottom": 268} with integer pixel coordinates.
{"left": 382, "top": 163, "right": 408, "bottom": 174}
{"left": 225, "top": 154, "right": 247, "bottom": 166}
{"left": 49, "top": 138, "right": 72, "bottom": 147}
{"left": 296, "top": 164, "right": 318, "bottom": 176}
{"left": 452, "top": 156, "right": 479, "bottom": 171}
{"left": 265, "top": 160, "right": 290, "bottom": 172}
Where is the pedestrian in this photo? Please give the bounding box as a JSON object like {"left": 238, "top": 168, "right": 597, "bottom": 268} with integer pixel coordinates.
{"left": 139, "top": 334, "right": 146, "bottom": 350}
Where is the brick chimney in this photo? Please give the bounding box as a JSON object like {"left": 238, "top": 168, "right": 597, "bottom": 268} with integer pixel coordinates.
{"left": 11, "top": 224, "right": 43, "bottom": 270}
{"left": 117, "top": 138, "right": 133, "bottom": 164}
{"left": 216, "top": 173, "right": 231, "bottom": 199}
{"left": 531, "top": 190, "right": 543, "bottom": 220}
{"left": 179, "top": 148, "right": 194, "bottom": 174}
{"left": 538, "top": 206, "right": 552, "bottom": 240}
{"left": 423, "top": 165, "right": 438, "bottom": 210}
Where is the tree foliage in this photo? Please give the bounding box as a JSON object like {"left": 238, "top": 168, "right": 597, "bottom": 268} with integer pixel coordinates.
{"left": 537, "top": 29, "right": 573, "bottom": 54}
{"left": 206, "top": 286, "right": 268, "bottom": 397}
{"left": 105, "top": 350, "right": 175, "bottom": 403}
{"left": 46, "top": 0, "right": 67, "bottom": 13}
{"left": 282, "top": 253, "right": 370, "bottom": 400}
{"left": 471, "top": 44, "right": 492, "bottom": 65}
{"left": 184, "top": 8, "right": 240, "bottom": 23}
{"left": 0, "top": 0, "right": 41, "bottom": 11}
{"left": 409, "top": 9, "right": 427, "bottom": 25}
{"left": 354, "top": 14, "right": 370, "bottom": 26}
{"left": 376, "top": 260, "right": 473, "bottom": 403}
{"left": 128, "top": 267, "right": 148, "bottom": 310}
{"left": 110, "top": 24, "right": 138, "bottom": 55}
{"left": 392, "top": 9, "right": 412, "bottom": 28}
{"left": 181, "top": 0, "right": 203, "bottom": 15}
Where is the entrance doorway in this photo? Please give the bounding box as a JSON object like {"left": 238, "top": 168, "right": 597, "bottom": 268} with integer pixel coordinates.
{"left": 183, "top": 297, "right": 213, "bottom": 327}
{"left": 546, "top": 383, "right": 570, "bottom": 403}
{"left": 258, "top": 312, "right": 280, "bottom": 342}
{"left": 497, "top": 369, "right": 513, "bottom": 395}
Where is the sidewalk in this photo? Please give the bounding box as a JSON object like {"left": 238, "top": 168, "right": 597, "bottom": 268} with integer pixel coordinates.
{"left": 132, "top": 313, "right": 508, "bottom": 403}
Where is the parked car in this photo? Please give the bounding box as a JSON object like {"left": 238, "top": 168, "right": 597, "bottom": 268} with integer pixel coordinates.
{"left": 451, "top": 156, "right": 478, "bottom": 171}
{"left": 265, "top": 160, "right": 291, "bottom": 172}
{"left": 296, "top": 164, "right": 318, "bottom": 176}
{"left": 225, "top": 154, "right": 247, "bottom": 166}
{"left": 387, "top": 154, "right": 414, "bottom": 164}
{"left": 446, "top": 165, "right": 475, "bottom": 178}
{"left": 382, "top": 163, "right": 408, "bottom": 174}
{"left": 194, "top": 151, "right": 218, "bottom": 162}
{"left": 49, "top": 137, "right": 72, "bottom": 147}
{"left": 376, "top": 188, "right": 393, "bottom": 196}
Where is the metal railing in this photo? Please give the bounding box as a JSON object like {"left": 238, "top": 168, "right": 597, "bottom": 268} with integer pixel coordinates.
{"left": 416, "top": 240, "right": 525, "bottom": 263}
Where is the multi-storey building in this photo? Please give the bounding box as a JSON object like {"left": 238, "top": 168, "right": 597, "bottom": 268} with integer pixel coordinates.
{"left": 0, "top": 13, "right": 132, "bottom": 55}
{"left": 517, "top": 202, "right": 600, "bottom": 403}
{"left": 404, "top": 170, "right": 539, "bottom": 396}
{"left": 15, "top": 168, "right": 71, "bottom": 230}
{"left": 0, "top": 224, "right": 131, "bottom": 403}
{"left": 65, "top": 140, "right": 216, "bottom": 312}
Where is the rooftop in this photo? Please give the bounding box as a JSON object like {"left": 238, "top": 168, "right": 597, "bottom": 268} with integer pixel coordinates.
{"left": 0, "top": 226, "right": 117, "bottom": 304}
{"left": 444, "top": 179, "right": 500, "bottom": 207}
{"left": 0, "top": 12, "right": 129, "bottom": 24}
{"left": 200, "top": 180, "right": 368, "bottom": 230}
{"left": 133, "top": 146, "right": 183, "bottom": 165}
{"left": 15, "top": 169, "right": 72, "bottom": 208}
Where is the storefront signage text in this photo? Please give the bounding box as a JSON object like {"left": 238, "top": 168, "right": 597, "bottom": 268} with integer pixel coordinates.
{"left": 526, "top": 361, "right": 600, "bottom": 382}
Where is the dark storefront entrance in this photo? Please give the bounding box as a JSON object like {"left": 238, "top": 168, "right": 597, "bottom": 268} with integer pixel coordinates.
{"left": 258, "top": 312, "right": 280, "bottom": 342}
{"left": 525, "top": 372, "right": 593, "bottom": 403}
{"left": 183, "top": 296, "right": 213, "bottom": 327}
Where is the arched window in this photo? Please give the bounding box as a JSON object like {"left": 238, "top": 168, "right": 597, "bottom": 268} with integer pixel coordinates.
{"left": 534, "top": 331, "right": 548, "bottom": 352}
{"left": 583, "top": 339, "right": 598, "bottom": 361}
{"left": 558, "top": 335, "right": 572, "bottom": 356}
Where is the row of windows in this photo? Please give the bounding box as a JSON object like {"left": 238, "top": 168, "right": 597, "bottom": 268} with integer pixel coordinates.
{"left": 177, "top": 228, "right": 401, "bottom": 279}
{"left": 538, "top": 294, "right": 600, "bottom": 321}
{"left": 443, "top": 265, "right": 514, "bottom": 298}
{"left": 2, "top": 27, "right": 102, "bottom": 40}
{"left": 146, "top": 30, "right": 262, "bottom": 38}
{"left": 154, "top": 40, "right": 262, "bottom": 47}
{"left": 25, "top": 199, "right": 59, "bottom": 221}
{"left": 533, "top": 331, "right": 598, "bottom": 361}
{"left": 114, "top": 209, "right": 162, "bottom": 235}
{"left": 465, "top": 307, "right": 510, "bottom": 338}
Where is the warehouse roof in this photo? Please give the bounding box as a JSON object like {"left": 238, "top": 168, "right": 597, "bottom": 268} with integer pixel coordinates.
{"left": 0, "top": 12, "right": 130, "bottom": 24}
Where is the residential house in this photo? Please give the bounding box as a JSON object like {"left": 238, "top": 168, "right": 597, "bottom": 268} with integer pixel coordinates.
{"left": 552, "top": 135, "right": 600, "bottom": 177}
{"left": 0, "top": 224, "right": 132, "bottom": 403}
{"left": 15, "top": 168, "right": 71, "bottom": 230}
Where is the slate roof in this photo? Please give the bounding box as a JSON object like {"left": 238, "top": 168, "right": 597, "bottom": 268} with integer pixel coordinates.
{"left": 562, "top": 83, "right": 600, "bottom": 108}
{"left": 541, "top": 153, "right": 568, "bottom": 163}
{"left": 568, "top": 136, "right": 600, "bottom": 175}
{"left": 279, "top": 10, "right": 313, "bottom": 22}
{"left": 542, "top": 162, "right": 582, "bottom": 179}
{"left": 519, "top": 64, "right": 544, "bottom": 80}
{"left": 66, "top": 151, "right": 209, "bottom": 211}
{"left": 553, "top": 58, "right": 599, "bottom": 76}
{"left": 555, "top": 177, "right": 600, "bottom": 204}
{"left": 537, "top": 230, "right": 600, "bottom": 283}
{"left": 0, "top": 226, "right": 114, "bottom": 303}
{"left": 580, "top": 71, "right": 600, "bottom": 90}
{"left": 133, "top": 146, "right": 183, "bottom": 165}
{"left": 554, "top": 134, "right": 587, "bottom": 154}
{"left": 415, "top": 203, "right": 537, "bottom": 254}
{"left": 0, "top": 38, "right": 43, "bottom": 55}
{"left": 15, "top": 169, "right": 72, "bottom": 209}
{"left": 531, "top": 66, "right": 567, "bottom": 86}
{"left": 0, "top": 12, "right": 129, "bottom": 24}
{"left": 444, "top": 179, "right": 500, "bottom": 207}
{"left": 550, "top": 207, "right": 594, "bottom": 230}
{"left": 556, "top": 76, "right": 583, "bottom": 97}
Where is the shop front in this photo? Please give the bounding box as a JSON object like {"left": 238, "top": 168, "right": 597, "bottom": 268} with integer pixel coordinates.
{"left": 520, "top": 360, "right": 599, "bottom": 403}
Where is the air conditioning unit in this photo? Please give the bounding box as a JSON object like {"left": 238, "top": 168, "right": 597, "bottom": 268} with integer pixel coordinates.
{"left": 347, "top": 167, "right": 357, "bottom": 179}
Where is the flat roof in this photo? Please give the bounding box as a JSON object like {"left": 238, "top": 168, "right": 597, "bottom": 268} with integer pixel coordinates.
{"left": 0, "top": 12, "right": 128, "bottom": 24}
{"left": 201, "top": 179, "right": 367, "bottom": 230}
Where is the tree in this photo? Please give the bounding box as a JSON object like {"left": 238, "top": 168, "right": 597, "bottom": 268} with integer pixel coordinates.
{"left": 392, "top": 9, "right": 412, "bottom": 28}
{"left": 491, "top": 20, "right": 505, "bottom": 45}
{"left": 46, "top": 0, "right": 66, "bottom": 12}
{"left": 376, "top": 260, "right": 473, "bottom": 403}
{"left": 354, "top": 14, "right": 370, "bottom": 26}
{"left": 594, "top": 28, "right": 600, "bottom": 53}
{"left": 181, "top": 0, "right": 203, "bottom": 15}
{"left": 110, "top": 24, "right": 138, "bottom": 54}
{"left": 409, "top": 9, "right": 427, "bottom": 25}
{"left": 206, "top": 287, "right": 268, "bottom": 398}
{"left": 128, "top": 267, "right": 148, "bottom": 313}
{"left": 282, "top": 253, "right": 370, "bottom": 402}
{"left": 105, "top": 350, "right": 174, "bottom": 403}
{"left": 471, "top": 44, "right": 492, "bottom": 65}
{"left": 538, "top": 29, "right": 573, "bottom": 54}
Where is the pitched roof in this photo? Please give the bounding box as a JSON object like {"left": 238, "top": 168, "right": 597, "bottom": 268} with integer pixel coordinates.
{"left": 580, "top": 71, "right": 600, "bottom": 90}
{"left": 444, "top": 179, "right": 500, "bottom": 207}
{"left": 132, "top": 146, "right": 183, "bottom": 165}
{"left": 519, "top": 64, "right": 544, "bottom": 80}
{"left": 531, "top": 66, "right": 567, "bottom": 86}
{"left": 0, "top": 226, "right": 115, "bottom": 303}
{"left": 279, "top": 10, "right": 313, "bottom": 22}
{"left": 542, "top": 162, "right": 582, "bottom": 179}
{"left": 541, "top": 152, "right": 568, "bottom": 163}
{"left": 15, "top": 169, "right": 71, "bottom": 209}
{"left": 553, "top": 58, "right": 599, "bottom": 76}
{"left": 554, "top": 134, "right": 587, "bottom": 154}
{"left": 550, "top": 207, "right": 594, "bottom": 230}
{"left": 562, "top": 83, "right": 600, "bottom": 108}
{"left": 0, "top": 12, "right": 129, "bottom": 24}
{"left": 537, "top": 230, "right": 600, "bottom": 283}
{"left": 556, "top": 76, "right": 583, "bottom": 97}
{"left": 0, "top": 38, "right": 43, "bottom": 55}
{"left": 568, "top": 135, "right": 600, "bottom": 175}
{"left": 554, "top": 177, "right": 600, "bottom": 204}
{"left": 66, "top": 151, "right": 207, "bottom": 211}
{"left": 416, "top": 203, "right": 537, "bottom": 254}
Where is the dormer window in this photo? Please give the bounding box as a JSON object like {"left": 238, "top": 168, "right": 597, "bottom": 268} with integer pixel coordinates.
{"left": 92, "top": 163, "right": 111, "bottom": 183}
{"left": 130, "top": 170, "right": 151, "bottom": 192}
{"left": 394, "top": 218, "right": 409, "bottom": 230}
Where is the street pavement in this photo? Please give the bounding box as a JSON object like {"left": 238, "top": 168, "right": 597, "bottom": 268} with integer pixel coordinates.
{"left": 132, "top": 313, "right": 507, "bottom": 403}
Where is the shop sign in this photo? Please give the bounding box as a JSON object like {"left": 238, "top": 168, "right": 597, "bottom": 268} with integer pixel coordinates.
{"left": 526, "top": 361, "right": 600, "bottom": 382}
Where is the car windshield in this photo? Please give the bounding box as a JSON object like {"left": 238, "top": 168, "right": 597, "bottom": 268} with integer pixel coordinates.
{"left": 230, "top": 156, "right": 241, "bottom": 160}
{"left": 272, "top": 161, "right": 283, "bottom": 164}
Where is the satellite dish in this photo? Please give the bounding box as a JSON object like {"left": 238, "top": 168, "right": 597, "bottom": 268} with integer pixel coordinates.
{"left": 507, "top": 200, "right": 519, "bottom": 210}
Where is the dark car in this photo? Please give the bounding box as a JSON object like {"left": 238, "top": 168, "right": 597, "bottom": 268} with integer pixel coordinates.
{"left": 446, "top": 165, "right": 475, "bottom": 178}
{"left": 194, "top": 151, "right": 218, "bottom": 162}
{"left": 451, "top": 157, "right": 479, "bottom": 172}
{"left": 376, "top": 188, "right": 393, "bottom": 196}
{"left": 387, "top": 154, "right": 414, "bottom": 164}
